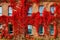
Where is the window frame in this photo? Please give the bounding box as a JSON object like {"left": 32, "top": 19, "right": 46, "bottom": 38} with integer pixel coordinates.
{"left": 39, "top": 5, "right": 44, "bottom": 16}
{"left": 49, "top": 24, "right": 54, "bottom": 35}
{"left": 50, "top": 5, "right": 55, "bottom": 15}
{"left": 0, "top": 6, "right": 2, "bottom": 16}
{"left": 39, "top": 24, "right": 44, "bottom": 35}
{"left": 8, "top": 6, "right": 13, "bottom": 16}
{"left": 27, "top": 25, "right": 33, "bottom": 35}
{"left": 8, "top": 24, "right": 13, "bottom": 34}
{"left": 0, "top": 24, "right": 2, "bottom": 34}
{"left": 28, "top": 6, "right": 32, "bottom": 16}
{"left": 0, "top": 24, "right": 2, "bottom": 29}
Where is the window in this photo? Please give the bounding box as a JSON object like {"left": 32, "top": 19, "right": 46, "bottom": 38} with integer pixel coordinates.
{"left": 8, "top": 7, "right": 12, "bottom": 16}
{"left": 50, "top": 24, "right": 54, "bottom": 35}
{"left": 28, "top": 7, "right": 32, "bottom": 16}
{"left": 0, "top": 24, "right": 2, "bottom": 29}
{"left": 39, "top": 5, "right": 44, "bottom": 16}
{"left": 0, "top": 7, "right": 2, "bottom": 16}
{"left": 8, "top": 24, "right": 13, "bottom": 34}
{"left": 0, "top": 24, "right": 2, "bottom": 34}
{"left": 28, "top": 25, "right": 32, "bottom": 35}
{"left": 50, "top": 6, "right": 55, "bottom": 15}
{"left": 39, "top": 25, "right": 44, "bottom": 35}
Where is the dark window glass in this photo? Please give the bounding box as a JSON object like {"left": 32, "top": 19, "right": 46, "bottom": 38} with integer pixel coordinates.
{"left": 8, "top": 24, "right": 13, "bottom": 34}
{"left": 50, "top": 24, "right": 54, "bottom": 35}
{"left": 0, "top": 24, "right": 2, "bottom": 29}
{"left": 0, "top": 24, "right": 2, "bottom": 34}
{"left": 39, "top": 25, "right": 44, "bottom": 35}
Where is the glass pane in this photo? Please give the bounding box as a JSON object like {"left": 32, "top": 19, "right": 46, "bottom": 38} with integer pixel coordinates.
{"left": 0, "top": 24, "right": 2, "bottom": 34}
{"left": 39, "top": 6, "right": 44, "bottom": 16}
{"left": 8, "top": 7, "right": 12, "bottom": 16}
{"left": 28, "top": 29, "right": 32, "bottom": 34}
{"left": 28, "top": 13, "right": 32, "bottom": 16}
{"left": 50, "top": 24, "right": 54, "bottom": 35}
{"left": 0, "top": 7, "right": 2, "bottom": 16}
{"left": 50, "top": 6, "right": 55, "bottom": 13}
{"left": 40, "top": 13, "right": 43, "bottom": 16}
{"left": 8, "top": 13, "right": 12, "bottom": 16}
{"left": 8, "top": 24, "right": 13, "bottom": 34}
{"left": 39, "top": 25, "right": 43, "bottom": 34}
{"left": 0, "top": 24, "right": 2, "bottom": 29}
{"left": 28, "top": 25, "right": 32, "bottom": 29}
{"left": 0, "top": 14, "right": 2, "bottom": 16}
{"left": 28, "top": 7, "right": 32, "bottom": 16}
{"left": 28, "top": 25, "right": 32, "bottom": 34}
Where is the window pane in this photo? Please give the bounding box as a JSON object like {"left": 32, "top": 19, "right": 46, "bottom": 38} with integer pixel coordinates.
{"left": 39, "top": 6, "right": 44, "bottom": 16}
{"left": 0, "top": 24, "right": 2, "bottom": 34}
{"left": 50, "top": 6, "right": 55, "bottom": 13}
{"left": 8, "top": 7, "right": 12, "bottom": 16}
{"left": 8, "top": 13, "right": 12, "bottom": 16}
{"left": 8, "top": 24, "right": 13, "bottom": 34}
{"left": 40, "top": 13, "right": 43, "bottom": 16}
{"left": 50, "top": 24, "right": 54, "bottom": 35}
{"left": 0, "top": 7, "right": 2, "bottom": 16}
{"left": 28, "top": 7, "right": 32, "bottom": 16}
{"left": 0, "top": 24, "right": 2, "bottom": 29}
{"left": 28, "top": 25, "right": 32, "bottom": 34}
{"left": 39, "top": 25, "right": 44, "bottom": 34}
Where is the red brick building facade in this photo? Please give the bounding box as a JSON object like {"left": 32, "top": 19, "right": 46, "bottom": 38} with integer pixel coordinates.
{"left": 0, "top": 0, "right": 60, "bottom": 40}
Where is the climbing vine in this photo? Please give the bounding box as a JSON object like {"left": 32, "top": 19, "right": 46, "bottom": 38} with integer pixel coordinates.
{"left": 0, "top": 0, "right": 60, "bottom": 39}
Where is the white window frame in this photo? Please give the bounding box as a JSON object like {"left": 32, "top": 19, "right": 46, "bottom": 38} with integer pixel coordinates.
{"left": 0, "top": 6, "right": 2, "bottom": 16}
{"left": 8, "top": 6, "right": 12, "bottom": 16}
{"left": 28, "top": 25, "right": 32, "bottom": 35}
